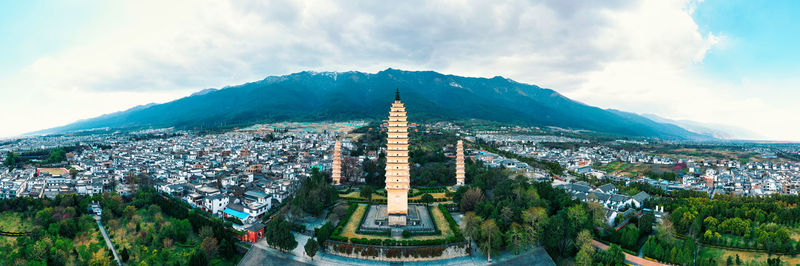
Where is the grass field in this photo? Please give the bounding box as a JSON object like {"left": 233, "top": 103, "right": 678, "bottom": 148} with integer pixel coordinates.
{"left": 409, "top": 192, "right": 447, "bottom": 200}
{"left": 341, "top": 192, "right": 387, "bottom": 200}
{"left": 698, "top": 246, "right": 798, "bottom": 265}
{"left": 600, "top": 162, "right": 652, "bottom": 177}
{"left": 339, "top": 203, "right": 455, "bottom": 241}
{"left": 0, "top": 212, "right": 34, "bottom": 232}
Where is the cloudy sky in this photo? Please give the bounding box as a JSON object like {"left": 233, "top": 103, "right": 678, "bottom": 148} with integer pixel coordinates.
{"left": 1, "top": 0, "right": 799, "bottom": 140}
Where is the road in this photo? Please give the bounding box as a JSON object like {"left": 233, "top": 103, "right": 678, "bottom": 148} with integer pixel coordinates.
{"left": 95, "top": 216, "right": 123, "bottom": 266}
{"left": 592, "top": 240, "right": 666, "bottom": 266}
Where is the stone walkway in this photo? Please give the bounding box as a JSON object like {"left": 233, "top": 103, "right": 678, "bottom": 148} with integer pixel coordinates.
{"left": 95, "top": 216, "right": 123, "bottom": 266}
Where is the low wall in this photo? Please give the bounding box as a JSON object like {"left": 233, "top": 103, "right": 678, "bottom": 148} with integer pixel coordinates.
{"left": 324, "top": 240, "right": 470, "bottom": 262}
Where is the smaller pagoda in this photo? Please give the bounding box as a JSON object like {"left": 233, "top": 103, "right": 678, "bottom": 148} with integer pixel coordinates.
{"left": 332, "top": 140, "right": 342, "bottom": 185}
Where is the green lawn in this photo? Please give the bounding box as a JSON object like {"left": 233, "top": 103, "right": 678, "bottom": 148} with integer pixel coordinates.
{"left": 698, "top": 246, "right": 796, "bottom": 265}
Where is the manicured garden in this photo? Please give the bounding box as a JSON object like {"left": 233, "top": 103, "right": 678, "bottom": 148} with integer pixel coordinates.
{"left": 330, "top": 203, "right": 464, "bottom": 246}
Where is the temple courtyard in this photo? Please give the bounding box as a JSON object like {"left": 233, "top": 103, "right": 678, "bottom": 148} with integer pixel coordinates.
{"left": 359, "top": 204, "right": 435, "bottom": 235}
{"left": 339, "top": 203, "right": 455, "bottom": 241}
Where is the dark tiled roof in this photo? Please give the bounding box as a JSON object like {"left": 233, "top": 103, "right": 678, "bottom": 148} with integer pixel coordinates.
{"left": 246, "top": 223, "right": 266, "bottom": 232}
{"left": 598, "top": 183, "right": 616, "bottom": 193}
{"left": 632, "top": 191, "right": 651, "bottom": 203}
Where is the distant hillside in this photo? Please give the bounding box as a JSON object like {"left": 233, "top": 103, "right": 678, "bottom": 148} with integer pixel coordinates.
{"left": 641, "top": 114, "right": 760, "bottom": 140}
{"left": 36, "top": 69, "right": 708, "bottom": 140}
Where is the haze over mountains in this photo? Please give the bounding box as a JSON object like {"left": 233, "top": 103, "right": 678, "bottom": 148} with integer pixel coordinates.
{"left": 641, "top": 114, "right": 761, "bottom": 140}
{"left": 38, "top": 69, "right": 714, "bottom": 140}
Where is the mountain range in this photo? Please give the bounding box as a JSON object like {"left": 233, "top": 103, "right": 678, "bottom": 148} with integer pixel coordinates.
{"left": 37, "top": 69, "right": 713, "bottom": 140}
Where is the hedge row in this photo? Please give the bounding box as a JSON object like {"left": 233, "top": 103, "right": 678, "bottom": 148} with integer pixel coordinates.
{"left": 354, "top": 203, "right": 382, "bottom": 236}
{"left": 346, "top": 237, "right": 463, "bottom": 246}
{"left": 330, "top": 203, "right": 358, "bottom": 242}
{"left": 175, "top": 241, "right": 198, "bottom": 248}
{"left": 409, "top": 198, "right": 449, "bottom": 204}
{"left": 0, "top": 231, "right": 31, "bottom": 237}
{"left": 408, "top": 188, "right": 448, "bottom": 197}
{"left": 329, "top": 242, "right": 460, "bottom": 259}
{"left": 439, "top": 203, "right": 458, "bottom": 212}
{"left": 439, "top": 205, "right": 465, "bottom": 242}
{"left": 341, "top": 197, "right": 449, "bottom": 204}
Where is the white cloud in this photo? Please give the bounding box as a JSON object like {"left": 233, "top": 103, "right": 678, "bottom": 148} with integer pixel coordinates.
{"left": 0, "top": 0, "right": 796, "bottom": 140}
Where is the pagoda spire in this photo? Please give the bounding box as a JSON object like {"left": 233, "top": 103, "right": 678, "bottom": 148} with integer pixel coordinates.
{"left": 395, "top": 88, "right": 401, "bottom": 101}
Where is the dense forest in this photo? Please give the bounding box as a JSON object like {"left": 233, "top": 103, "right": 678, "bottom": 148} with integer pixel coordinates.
{"left": 0, "top": 188, "right": 242, "bottom": 265}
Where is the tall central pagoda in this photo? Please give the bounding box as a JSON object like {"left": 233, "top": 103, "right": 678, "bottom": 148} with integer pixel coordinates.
{"left": 385, "top": 89, "right": 410, "bottom": 226}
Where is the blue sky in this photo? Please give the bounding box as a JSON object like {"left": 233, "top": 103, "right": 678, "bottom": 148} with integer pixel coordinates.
{"left": 693, "top": 0, "right": 800, "bottom": 92}
{"left": 1, "top": 0, "right": 799, "bottom": 140}
{"left": 0, "top": 2, "right": 105, "bottom": 77}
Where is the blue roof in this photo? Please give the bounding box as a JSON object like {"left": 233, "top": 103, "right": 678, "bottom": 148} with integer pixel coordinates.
{"left": 224, "top": 208, "right": 249, "bottom": 220}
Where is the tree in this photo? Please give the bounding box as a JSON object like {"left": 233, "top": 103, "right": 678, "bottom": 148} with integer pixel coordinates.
{"left": 576, "top": 230, "right": 593, "bottom": 251}
{"left": 199, "top": 226, "right": 214, "bottom": 240}
{"left": 461, "top": 211, "right": 483, "bottom": 243}
{"left": 188, "top": 250, "right": 208, "bottom": 266}
{"left": 30, "top": 240, "right": 49, "bottom": 261}
{"left": 767, "top": 257, "right": 781, "bottom": 266}
{"left": 606, "top": 244, "right": 625, "bottom": 265}
{"left": 575, "top": 230, "right": 596, "bottom": 266}
{"left": 291, "top": 169, "right": 339, "bottom": 216}
{"left": 542, "top": 209, "right": 583, "bottom": 257}
{"left": 359, "top": 185, "right": 374, "bottom": 202}
{"left": 120, "top": 247, "right": 130, "bottom": 262}
{"left": 521, "top": 206, "right": 547, "bottom": 249}
{"left": 586, "top": 201, "right": 606, "bottom": 227}
{"left": 265, "top": 215, "right": 298, "bottom": 252}
{"left": 3, "top": 151, "right": 21, "bottom": 168}
{"left": 316, "top": 222, "right": 334, "bottom": 245}
{"left": 124, "top": 205, "right": 136, "bottom": 219}
{"left": 420, "top": 193, "right": 434, "bottom": 205}
{"left": 460, "top": 187, "right": 484, "bottom": 212}
{"left": 499, "top": 206, "right": 514, "bottom": 225}
{"left": 656, "top": 218, "right": 676, "bottom": 243}
{"left": 505, "top": 223, "right": 525, "bottom": 254}
{"left": 480, "top": 219, "right": 501, "bottom": 262}
{"left": 620, "top": 225, "right": 640, "bottom": 250}
{"left": 639, "top": 212, "right": 656, "bottom": 236}
{"left": 305, "top": 239, "right": 319, "bottom": 260}
{"left": 575, "top": 247, "right": 594, "bottom": 266}
{"left": 201, "top": 237, "right": 219, "bottom": 258}
{"left": 89, "top": 249, "right": 112, "bottom": 266}
{"left": 704, "top": 216, "right": 719, "bottom": 232}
